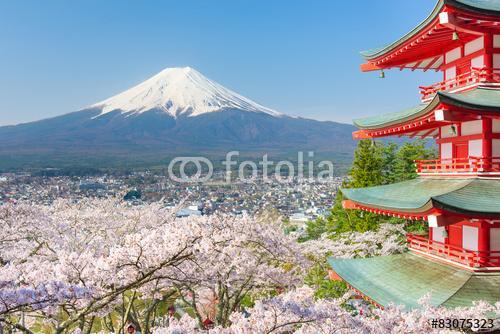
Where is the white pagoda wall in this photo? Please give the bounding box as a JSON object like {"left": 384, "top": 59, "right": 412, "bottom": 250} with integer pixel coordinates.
{"left": 461, "top": 120, "right": 482, "bottom": 135}
{"left": 491, "top": 228, "right": 500, "bottom": 251}
{"left": 465, "top": 36, "right": 484, "bottom": 56}
{"left": 432, "top": 226, "right": 445, "bottom": 243}
{"left": 462, "top": 226, "right": 479, "bottom": 251}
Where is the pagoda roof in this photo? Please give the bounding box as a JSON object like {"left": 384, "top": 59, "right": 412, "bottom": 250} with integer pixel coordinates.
{"left": 328, "top": 252, "right": 500, "bottom": 309}
{"left": 360, "top": 0, "right": 500, "bottom": 71}
{"left": 341, "top": 177, "right": 500, "bottom": 217}
{"left": 353, "top": 87, "right": 500, "bottom": 130}
{"left": 360, "top": 0, "right": 446, "bottom": 60}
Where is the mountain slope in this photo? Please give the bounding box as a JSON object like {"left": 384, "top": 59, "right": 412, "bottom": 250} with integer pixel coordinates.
{"left": 92, "top": 67, "right": 283, "bottom": 117}
{"left": 0, "top": 67, "right": 356, "bottom": 169}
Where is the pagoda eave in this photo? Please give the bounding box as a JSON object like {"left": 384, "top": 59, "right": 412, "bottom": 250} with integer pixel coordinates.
{"left": 359, "top": 62, "right": 381, "bottom": 73}
{"left": 340, "top": 178, "right": 500, "bottom": 219}
{"left": 352, "top": 87, "right": 500, "bottom": 139}
{"left": 342, "top": 199, "right": 438, "bottom": 220}
{"left": 328, "top": 253, "right": 500, "bottom": 309}
{"left": 361, "top": 0, "right": 500, "bottom": 72}
{"left": 343, "top": 199, "right": 500, "bottom": 222}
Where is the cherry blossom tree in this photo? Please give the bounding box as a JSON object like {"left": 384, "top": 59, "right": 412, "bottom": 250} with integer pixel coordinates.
{"left": 171, "top": 212, "right": 307, "bottom": 328}
{"left": 2, "top": 199, "right": 496, "bottom": 334}
{"left": 153, "top": 287, "right": 499, "bottom": 334}
{"left": 299, "top": 223, "right": 407, "bottom": 261}
{"left": 0, "top": 199, "right": 200, "bottom": 333}
{"left": 0, "top": 199, "right": 306, "bottom": 333}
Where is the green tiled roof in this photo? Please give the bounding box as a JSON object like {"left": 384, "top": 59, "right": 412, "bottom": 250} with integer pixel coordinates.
{"left": 439, "top": 87, "right": 500, "bottom": 111}
{"left": 454, "top": 0, "right": 500, "bottom": 13}
{"left": 328, "top": 252, "right": 500, "bottom": 309}
{"left": 341, "top": 178, "right": 500, "bottom": 216}
{"left": 353, "top": 102, "right": 433, "bottom": 130}
{"left": 353, "top": 87, "right": 500, "bottom": 130}
{"left": 432, "top": 178, "right": 500, "bottom": 215}
{"left": 361, "top": 0, "right": 500, "bottom": 60}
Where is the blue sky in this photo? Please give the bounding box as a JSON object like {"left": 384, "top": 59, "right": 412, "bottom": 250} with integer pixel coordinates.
{"left": 0, "top": 0, "right": 440, "bottom": 126}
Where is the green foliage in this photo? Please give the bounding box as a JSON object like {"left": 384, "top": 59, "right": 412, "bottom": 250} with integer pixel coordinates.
{"left": 404, "top": 219, "right": 428, "bottom": 235}
{"left": 304, "top": 139, "right": 436, "bottom": 239}
{"left": 393, "top": 140, "right": 436, "bottom": 182}
{"left": 124, "top": 189, "right": 142, "bottom": 201}
{"left": 282, "top": 218, "right": 298, "bottom": 235}
{"left": 348, "top": 140, "right": 384, "bottom": 188}
{"left": 327, "top": 191, "right": 381, "bottom": 236}
{"left": 380, "top": 142, "right": 398, "bottom": 184}
{"left": 238, "top": 294, "right": 255, "bottom": 308}
{"left": 304, "top": 263, "right": 347, "bottom": 299}
{"left": 303, "top": 217, "right": 328, "bottom": 240}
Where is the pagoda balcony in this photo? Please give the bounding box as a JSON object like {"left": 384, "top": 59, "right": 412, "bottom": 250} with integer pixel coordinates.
{"left": 407, "top": 234, "right": 500, "bottom": 269}
{"left": 419, "top": 67, "right": 500, "bottom": 102}
{"left": 415, "top": 156, "right": 500, "bottom": 176}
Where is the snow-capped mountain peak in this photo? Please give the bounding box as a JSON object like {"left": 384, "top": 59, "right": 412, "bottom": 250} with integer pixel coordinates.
{"left": 91, "top": 66, "right": 283, "bottom": 118}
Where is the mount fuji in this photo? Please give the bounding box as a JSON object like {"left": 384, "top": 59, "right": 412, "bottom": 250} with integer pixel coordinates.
{"left": 0, "top": 67, "right": 356, "bottom": 169}
{"left": 92, "top": 67, "right": 283, "bottom": 118}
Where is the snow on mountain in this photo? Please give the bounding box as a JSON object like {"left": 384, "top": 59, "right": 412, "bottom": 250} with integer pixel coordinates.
{"left": 91, "top": 66, "right": 284, "bottom": 118}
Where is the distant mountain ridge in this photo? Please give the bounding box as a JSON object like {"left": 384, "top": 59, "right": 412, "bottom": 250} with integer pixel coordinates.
{"left": 0, "top": 67, "right": 356, "bottom": 169}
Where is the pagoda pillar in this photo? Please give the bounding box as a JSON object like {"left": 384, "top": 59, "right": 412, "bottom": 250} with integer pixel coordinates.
{"left": 483, "top": 33, "right": 493, "bottom": 69}
{"left": 483, "top": 118, "right": 492, "bottom": 170}
{"left": 477, "top": 220, "right": 491, "bottom": 266}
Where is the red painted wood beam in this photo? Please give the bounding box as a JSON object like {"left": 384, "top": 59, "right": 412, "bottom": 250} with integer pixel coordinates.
{"left": 477, "top": 220, "right": 490, "bottom": 266}
{"left": 360, "top": 62, "right": 382, "bottom": 72}
{"left": 342, "top": 200, "right": 358, "bottom": 210}
{"left": 411, "top": 60, "right": 423, "bottom": 71}
{"left": 434, "top": 109, "right": 479, "bottom": 122}
{"left": 482, "top": 118, "right": 492, "bottom": 159}
{"left": 439, "top": 12, "right": 486, "bottom": 35}
{"left": 352, "top": 130, "right": 372, "bottom": 140}
{"left": 424, "top": 55, "right": 442, "bottom": 72}
{"left": 420, "top": 128, "right": 437, "bottom": 138}
{"left": 427, "top": 214, "right": 463, "bottom": 227}
{"left": 343, "top": 199, "right": 500, "bottom": 221}
{"left": 342, "top": 199, "right": 433, "bottom": 220}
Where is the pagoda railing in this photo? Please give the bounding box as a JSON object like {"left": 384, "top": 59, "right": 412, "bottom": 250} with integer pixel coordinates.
{"left": 419, "top": 67, "right": 500, "bottom": 101}
{"left": 407, "top": 234, "right": 500, "bottom": 268}
{"left": 415, "top": 156, "right": 500, "bottom": 175}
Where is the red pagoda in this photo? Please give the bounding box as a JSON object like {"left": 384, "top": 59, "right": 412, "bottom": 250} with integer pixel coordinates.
{"left": 329, "top": 0, "right": 500, "bottom": 309}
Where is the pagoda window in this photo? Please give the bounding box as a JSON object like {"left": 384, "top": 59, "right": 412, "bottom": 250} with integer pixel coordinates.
{"left": 492, "top": 119, "right": 500, "bottom": 133}
{"left": 492, "top": 139, "right": 500, "bottom": 156}
{"left": 445, "top": 66, "right": 456, "bottom": 80}
{"left": 440, "top": 125, "right": 457, "bottom": 138}
{"left": 494, "top": 35, "right": 500, "bottom": 48}
{"left": 471, "top": 55, "right": 484, "bottom": 69}
{"left": 464, "top": 36, "right": 484, "bottom": 56}
{"left": 461, "top": 120, "right": 482, "bottom": 136}
{"left": 491, "top": 228, "right": 500, "bottom": 251}
{"left": 441, "top": 142, "right": 453, "bottom": 161}
{"left": 462, "top": 225, "right": 479, "bottom": 252}
{"left": 432, "top": 226, "right": 446, "bottom": 243}
{"left": 445, "top": 47, "right": 461, "bottom": 64}
{"left": 468, "top": 139, "right": 482, "bottom": 157}
{"left": 493, "top": 54, "right": 500, "bottom": 69}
